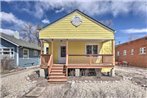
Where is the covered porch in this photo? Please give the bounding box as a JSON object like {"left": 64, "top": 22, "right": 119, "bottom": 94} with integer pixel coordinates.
{"left": 40, "top": 39, "right": 115, "bottom": 72}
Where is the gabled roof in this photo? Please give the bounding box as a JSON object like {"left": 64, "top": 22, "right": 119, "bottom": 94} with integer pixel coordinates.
{"left": 41, "top": 9, "right": 115, "bottom": 32}
{"left": 0, "top": 33, "right": 40, "bottom": 50}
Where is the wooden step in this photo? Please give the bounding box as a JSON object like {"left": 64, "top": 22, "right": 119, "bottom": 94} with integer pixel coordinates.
{"left": 51, "top": 70, "right": 63, "bottom": 73}
{"left": 48, "top": 78, "right": 67, "bottom": 82}
{"left": 49, "top": 75, "right": 67, "bottom": 79}
{"left": 49, "top": 73, "right": 65, "bottom": 76}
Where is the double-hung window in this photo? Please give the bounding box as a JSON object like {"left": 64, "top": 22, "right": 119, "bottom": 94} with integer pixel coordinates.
{"left": 139, "top": 47, "right": 146, "bottom": 54}
{"left": 123, "top": 50, "right": 127, "bottom": 56}
{"left": 131, "top": 49, "right": 134, "bottom": 55}
{"left": 86, "top": 45, "right": 98, "bottom": 55}
{"left": 23, "top": 49, "right": 29, "bottom": 58}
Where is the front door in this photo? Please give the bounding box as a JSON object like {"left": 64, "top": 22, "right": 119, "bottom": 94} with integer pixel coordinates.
{"left": 58, "top": 45, "right": 66, "bottom": 64}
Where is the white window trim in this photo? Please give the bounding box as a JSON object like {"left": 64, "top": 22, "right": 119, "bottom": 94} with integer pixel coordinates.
{"left": 123, "top": 50, "right": 127, "bottom": 56}
{"left": 0, "top": 47, "right": 14, "bottom": 58}
{"left": 23, "top": 48, "right": 29, "bottom": 59}
{"left": 131, "top": 49, "right": 134, "bottom": 55}
{"left": 85, "top": 43, "right": 99, "bottom": 55}
{"left": 139, "top": 47, "right": 146, "bottom": 55}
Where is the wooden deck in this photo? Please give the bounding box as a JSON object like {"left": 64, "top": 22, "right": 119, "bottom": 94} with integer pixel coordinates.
{"left": 66, "top": 64, "right": 114, "bottom": 69}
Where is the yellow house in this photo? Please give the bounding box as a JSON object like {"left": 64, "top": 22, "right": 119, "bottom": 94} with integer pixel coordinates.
{"left": 39, "top": 10, "right": 115, "bottom": 82}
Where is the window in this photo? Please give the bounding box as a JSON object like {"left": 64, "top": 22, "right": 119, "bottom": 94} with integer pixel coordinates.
{"left": 34, "top": 50, "right": 38, "bottom": 56}
{"left": 0, "top": 48, "right": 14, "bottom": 58}
{"left": 23, "top": 49, "right": 29, "bottom": 58}
{"left": 139, "top": 47, "right": 146, "bottom": 54}
{"left": 60, "top": 46, "right": 66, "bottom": 57}
{"left": 86, "top": 45, "right": 98, "bottom": 55}
{"left": 117, "top": 51, "right": 120, "bottom": 56}
{"left": 131, "top": 49, "right": 134, "bottom": 55}
{"left": 123, "top": 50, "right": 127, "bottom": 56}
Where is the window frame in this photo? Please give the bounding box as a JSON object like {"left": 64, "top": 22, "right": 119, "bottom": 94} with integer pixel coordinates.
{"left": 139, "top": 47, "right": 146, "bottom": 54}
{"left": 0, "top": 47, "right": 14, "bottom": 58}
{"left": 131, "top": 49, "right": 134, "bottom": 55}
{"left": 123, "top": 50, "right": 127, "bottom": 56}
{"left": 23, "top": 48, "right": 29, "bottom": 59}
{"left": 85, "top": 44, "right": 98, "bottom": 55}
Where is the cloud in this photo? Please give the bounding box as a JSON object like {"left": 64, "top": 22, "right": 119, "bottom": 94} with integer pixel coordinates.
{"left": 42, "top": 19, "right": 50, "bottom": 24}
{"left": 55, "top": 8, "right": 64, "bottom": 13}
{"left": 122, "top": 28, "right": 147, "bottom": 34}
{"left": 27, "top": 0, "right": 147, "bottom": 19}
{"left": 0, "top": 11, "right": 26, "bottom": 27}
{"left": 0, "top": 28, "right": 16, "bottom": 35}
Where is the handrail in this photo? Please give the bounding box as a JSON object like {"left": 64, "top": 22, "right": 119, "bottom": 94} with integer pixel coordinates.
{"left": 66, "top": 54, "right": 68, "bottom": 65}
{"left": 48, "top": 54, "right": 53, "bottom": 74}
{"left": 68, "top": 54, "right": 113, "bottom": 56}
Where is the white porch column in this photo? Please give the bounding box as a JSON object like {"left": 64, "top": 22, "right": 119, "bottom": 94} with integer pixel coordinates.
{"left": 16, "top": 46, "right": 19, "bottom": 66}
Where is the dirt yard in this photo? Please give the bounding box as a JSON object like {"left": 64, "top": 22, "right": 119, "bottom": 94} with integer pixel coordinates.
{"left": 1, "top": 66, "right": 147, "bottom": 98}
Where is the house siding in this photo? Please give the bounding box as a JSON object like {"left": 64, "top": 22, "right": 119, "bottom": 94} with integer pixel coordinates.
{"left": 39, "top": 12, "right": 114, "bottom": 39}
{"left": 19, "top": 48, "right": 40, "bottom": 67}
{"left": 116, "top": 37, "right": 147, "bottom": 68}
{"left": 0, "top": 38, "right": 17, "bottom": 65}
{"left": 44, "top": 40, "right": 113, "bottom": 64}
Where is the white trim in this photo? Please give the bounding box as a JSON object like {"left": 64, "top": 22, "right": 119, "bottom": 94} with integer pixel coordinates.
{"left": 139, "top": 47, "right": 146, "bottom": 55}
{"left": 23, "top": 48, "right": 29, "bottom": 59}
{"left": 123, "top": 50, "right": 127, "bottom": 56}
{"left": 131, "top": 49, "right": 134, "bottom": 55}
{"left": 16, "top": 46, "right": 19, "bottom": 66}
{"left": 85, "top": 43, "right": 100, "bottom": 55}
{"left": 0, "top": 47, "right": 14, "bottom": 58}
{"left": 0, "top": 36, "right": 19, "bottom": 46}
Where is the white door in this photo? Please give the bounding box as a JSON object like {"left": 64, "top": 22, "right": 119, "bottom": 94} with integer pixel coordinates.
{"left": 58, "top": 45, "right": 66, "bottom": 64}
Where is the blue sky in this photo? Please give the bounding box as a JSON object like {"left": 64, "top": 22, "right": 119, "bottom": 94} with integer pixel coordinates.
{"left": 1, "top": 0, "right": 147, "bottom": 44}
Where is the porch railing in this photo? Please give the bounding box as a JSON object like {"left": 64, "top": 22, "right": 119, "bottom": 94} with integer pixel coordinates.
{"left": 40, "top": 54, "right": 50, "bottom": 68}
{"left": 48, "top": 54, "right": 53, "bottom": 74}
{"left": 68, "top": 54, "right": 113, "bottom": 65}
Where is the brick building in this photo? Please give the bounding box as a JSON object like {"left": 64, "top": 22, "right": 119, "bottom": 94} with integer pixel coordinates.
{"left": 116, "top": 36, "right": 147, "bottom": 68}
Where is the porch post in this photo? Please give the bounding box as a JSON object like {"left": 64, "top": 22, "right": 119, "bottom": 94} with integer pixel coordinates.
{"left": 51, "top": 39, "right": 54, "bottom": 65}
{"left": 112, "top": 40, "right": 115, "bottom": 65}
{"left": 40, "top": 40, "right": 44, "bottom": 54}
{"left": 66, "top": 39, "right": 68, "bottom": 76}
{"left": 66, "top": 39, "right": 68, "bottom": 65}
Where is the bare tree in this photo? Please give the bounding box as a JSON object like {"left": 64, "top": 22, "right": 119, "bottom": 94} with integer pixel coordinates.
{"left": 21, "top": 23, "right": 41, "bottom": 45}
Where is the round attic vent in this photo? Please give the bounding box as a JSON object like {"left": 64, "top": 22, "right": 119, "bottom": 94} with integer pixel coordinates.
{"left": 71, "top": 16, "right": 82, "bottom": 27}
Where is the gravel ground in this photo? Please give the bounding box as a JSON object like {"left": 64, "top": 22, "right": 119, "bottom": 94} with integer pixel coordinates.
{"left": 0, "top": 67, "right": 40, "bottom": 98}
{"left": 37, "top": 66, "right": 147, "bottom": 98}
{"left": 1, "top": 66, "right": 147, "bottom": 98}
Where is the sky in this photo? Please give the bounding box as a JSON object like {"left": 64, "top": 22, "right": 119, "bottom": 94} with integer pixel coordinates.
{"left": 1, "top": 0, "right": 147, "bottom": 44}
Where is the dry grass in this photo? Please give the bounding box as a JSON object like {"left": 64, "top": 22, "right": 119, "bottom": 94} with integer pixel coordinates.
{"left": 39, "top": 80, "right": 146, "bottom": 98}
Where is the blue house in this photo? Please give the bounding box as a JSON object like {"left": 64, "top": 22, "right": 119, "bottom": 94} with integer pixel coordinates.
{"left": 0, "top": 33, "right": 40, "bottom": 67}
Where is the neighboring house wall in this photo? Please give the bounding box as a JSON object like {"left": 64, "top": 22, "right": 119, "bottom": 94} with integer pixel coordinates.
{"left": 19, "top": 48, "right": 40, "bottom": 67}
{"left": 44, "top": 40, "right": 113, "bottom": 64}
{"left": 116, "top": 38, "right": 147, "bottom": 67}
{"left": 0, "top": 38, "right": 17, "bottom": 65}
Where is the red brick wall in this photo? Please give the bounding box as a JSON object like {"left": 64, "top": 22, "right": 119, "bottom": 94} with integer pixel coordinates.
{"left": 116, "top": 37, "right": 147, "bottom": 68}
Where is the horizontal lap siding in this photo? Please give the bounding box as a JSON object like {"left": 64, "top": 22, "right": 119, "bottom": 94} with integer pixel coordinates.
{"left": 46, "top": 41, "right": 113, "bottom": 64}
{"left": 40, "top": 12, "right": 114, "bottom": 39}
